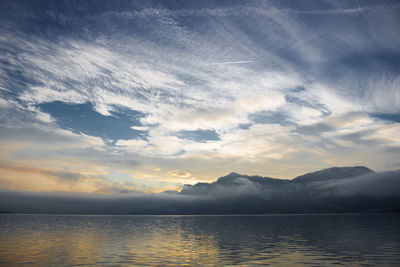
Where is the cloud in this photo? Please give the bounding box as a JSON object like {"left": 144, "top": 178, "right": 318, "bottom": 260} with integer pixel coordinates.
{"left": 202, "top": 60, "right": 255, "bottom": 66}
{"left": 1, "top": 169, "right": 399, "bottom": 214}
{"left": 168, "top": 170, "right": 191, "bottom": 179}
{"left": 0, "top": 121, "right": 105, "bottom": 149}
{"left": 296, "top": 123, "right": 335, "bottom": 135}
{"left": 94, "top": 3, "right": 400, "bottom": 19}
{"left": 0, "top": 162, "right": 87, "bottom": 182}
{"left": 0, "top": 190, "right": 201, "bottom": 214}
{"left": 1, "top": 0, "right": 400, "bottom": 193}
{"left": 315, "top": 170, "right": 400, "bottom": 197}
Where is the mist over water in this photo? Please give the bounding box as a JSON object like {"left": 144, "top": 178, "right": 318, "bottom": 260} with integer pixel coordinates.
{"left": 1, "top": 214, "right": 399, "bottom": 266}
{"left": 1, "top": 169, "right": 399, "bottom": 214}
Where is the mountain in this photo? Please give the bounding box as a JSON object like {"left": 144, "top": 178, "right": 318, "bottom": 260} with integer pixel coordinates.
{"left": 176, "top": 167, "right": 400, "bottom": 214}
{"left": 1, "top": 166, "right": 399, "bottom": 214}
{"left": 216, "top": 172, "right": 289, "bottom": 185}
{"left": 181, "top": 166, "right": 374, "bottom": 195}
{"left": 181, "top": 171, "right": 289, "bottom": 195}
{"left": 292, "top": 166, "right": 374, "bottom": 183}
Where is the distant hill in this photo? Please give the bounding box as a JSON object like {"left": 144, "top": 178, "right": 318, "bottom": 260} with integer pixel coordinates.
{"left": 292, "top": 166, "right": 374, "bottom": 183}
{"left": 216, "top": 172, "right": 288, "bottom": 185}
{"left": 176, "top": 166, "right": 400, "bottom": 214}
{"left": 181, "top": 166, "right": 374, "bottom": 195}
{"left": 1, "top": 166, "right": 399, "bottom": 215}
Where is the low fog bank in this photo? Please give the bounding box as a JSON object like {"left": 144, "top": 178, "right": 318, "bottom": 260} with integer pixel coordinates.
{"left": 314, "top": 170, "right": 400, "bottom": 197}
{"left": 0, "top": 191, "right": 206, "bottom": 215}
{"left": 1, "top": 168, "right": 400, "bottom": 214}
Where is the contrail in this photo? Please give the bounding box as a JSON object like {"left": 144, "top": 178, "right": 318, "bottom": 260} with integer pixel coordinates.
{"left": 203, "top": 60, "right": 255, "bottom": 66}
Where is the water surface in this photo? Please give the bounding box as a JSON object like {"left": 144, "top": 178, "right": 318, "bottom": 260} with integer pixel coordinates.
{"left": 1, "top": 213, "right": 399, "bottom": 266}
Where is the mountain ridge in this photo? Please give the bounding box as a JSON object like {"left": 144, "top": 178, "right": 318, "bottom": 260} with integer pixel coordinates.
{"left": 2, "top": 167, "right": 399, "bottom": 214}
{"left": 181, "top": 166, "right": 374, "bottom": 195}
{"left": 292, "top": 166, "right": 374, "bottom": 183}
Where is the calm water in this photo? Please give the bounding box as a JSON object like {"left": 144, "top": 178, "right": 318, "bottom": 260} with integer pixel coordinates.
{"left": 1, "top": 214, "right": 400, "bottom": 266}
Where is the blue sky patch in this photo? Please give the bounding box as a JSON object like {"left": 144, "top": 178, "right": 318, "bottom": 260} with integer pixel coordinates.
{"left": 248, "top": 110, "right": 292, "bottom": 126}
{"left": 38, "top": 101, "right": 147, "bottom": 141}
{"left": 175, "top": 129, "right": 220, "bottom": 143}
{"left": 238, "top": 123, "right": 253, "bottom": 130}
{"left": 372, "top": 113, "right": 400, "bottom": 123}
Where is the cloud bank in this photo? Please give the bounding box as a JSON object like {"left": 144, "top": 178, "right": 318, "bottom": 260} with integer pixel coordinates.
{"left": 0, "top": 0, "right": 400, "bottom": 192}
{"left": 1, "top": 168, "right": 399, "bottom": 214}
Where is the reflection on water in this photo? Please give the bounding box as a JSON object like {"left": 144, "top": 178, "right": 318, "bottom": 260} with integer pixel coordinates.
{"left": 1, "top": 214, "right": 400, "bottom": 266}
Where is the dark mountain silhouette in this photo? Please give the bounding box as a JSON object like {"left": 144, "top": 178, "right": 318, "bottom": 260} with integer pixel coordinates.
{"left": 181, "top": 166, "right": 374, "bottom": 195}
{"left": 1, "top": 166, "right": 399, "bottom": 214}
{"left": 175, "top": 166, "right": 400, "bottom": 214}
{"left": 292, "top": 166, "right": 374, "bottom": 183}
{"left": 216, "top": 172, "right": 284, "bottom": 184}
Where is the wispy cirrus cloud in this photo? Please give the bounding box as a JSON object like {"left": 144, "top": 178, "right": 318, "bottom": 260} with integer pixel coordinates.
{"left": 0, "top": 0, "right": 399, "bottom": 192}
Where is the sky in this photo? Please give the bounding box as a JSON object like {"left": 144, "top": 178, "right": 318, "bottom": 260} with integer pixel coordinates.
{"left": 0, "top": 0, "right": 400, "bottom": 194}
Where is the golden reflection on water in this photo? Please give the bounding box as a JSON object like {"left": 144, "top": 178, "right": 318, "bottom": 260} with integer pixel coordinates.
{"left": 1, "top": 214, "right": 400, "bottom": 266}
{"left": 0, "top": 227, "right": 103, "bottom": 265}
{"left": 0, "top": 215, "right": 222, "bottom": 266}
{"left": 127, "top": 230, "right": 220, "bottom": 265}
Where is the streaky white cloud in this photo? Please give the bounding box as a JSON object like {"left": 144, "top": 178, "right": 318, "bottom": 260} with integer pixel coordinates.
{"left": 0, "top": 97, "right": 10, "bottom": 108}
{"left": 202, "top": 60, "right": 255, "bottom": 66}
{"left": 1, "top": 0, "right": 400, "bottom": 193}
{"left": 96, "top": 3, "right": 400, "bottom": 20}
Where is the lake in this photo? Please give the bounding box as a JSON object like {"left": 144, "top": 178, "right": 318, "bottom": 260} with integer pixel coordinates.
{"left": 1, "top": 213, "right": 399, "bottom": 266}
